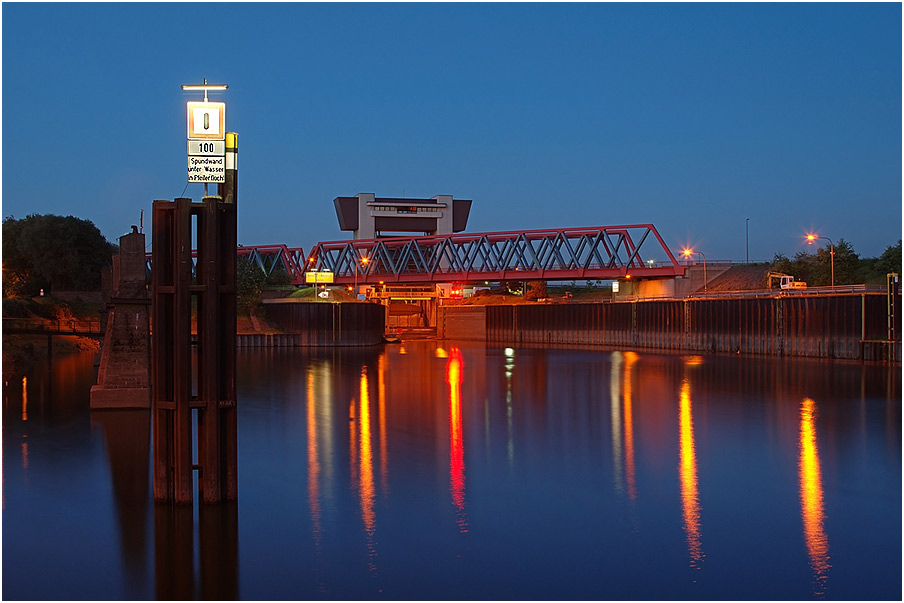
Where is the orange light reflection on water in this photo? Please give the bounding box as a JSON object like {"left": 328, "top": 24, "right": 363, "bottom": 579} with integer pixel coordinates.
{"left": 622, "top": 352, "right": 638, "bottom": 501}
{"left": 799, "top": 397, "right": 830, "bottom": 596}
{"left": 306, "top": 371, "right": 321, "bottom": 546}
{"left": 21, "top": 376, "right": 28, "bottom": 422}
{"left": 358, "top": 367, "right": 377, "bottom": 563}
{"left": 679, "top": 377, "right": 703, "bottom": 569}
{"left": 447, "top": 347, "right": 468, "bottom": 532}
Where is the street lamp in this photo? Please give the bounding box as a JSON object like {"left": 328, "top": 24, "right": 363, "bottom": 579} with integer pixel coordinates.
{"left": 746, "top": 218, "right": 749, "bottom": 264}
{"left": 806, "top": 234, "right": 835, "bottom": 290}
{"left": 355, "top": 255, "right": 370, "bottom": 293}
{"left": 681, "top": 248, "right": 707, "bottom": 292}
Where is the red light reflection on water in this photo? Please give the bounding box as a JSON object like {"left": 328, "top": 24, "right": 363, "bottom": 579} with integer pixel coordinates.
{"left": 447, "top": 347, "right": 468, "bottom": 532}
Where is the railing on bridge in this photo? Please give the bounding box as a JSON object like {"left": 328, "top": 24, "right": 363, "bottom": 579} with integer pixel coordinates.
{"left": 306, "top": 225, "right": 686, "bottom": 285}
{"left": 3, "top": 317, "right": 103, "bottom": 336}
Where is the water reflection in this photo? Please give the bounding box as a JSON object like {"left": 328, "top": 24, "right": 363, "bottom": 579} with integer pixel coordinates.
{"left": 92, "top": 410, "right": 150, "bottom": 587}
{"left": 610, "top": 352, "right": 624, "bottom": 494}
{"left": 621, "top": 351, "right": 638, "bottom": 501}
{"left": 3, "top": 346, "right": 900, "bottom": 601}
{"left": 355, "top": 366, "right": 378, "bottom": 569}
{"left": 679, "top": 357, "right": 704, "bottom": 570}
{"left": 504, "top": 347, "right": 515, "bottom": 465}
{"left": 799, "top": 397, "right": 830, "bottom": 597}
{"left": 447, "top": 346, "right": 468, "bottom": 532}
{"left": 306, "top": 371, "right": 322, "bottom": 548}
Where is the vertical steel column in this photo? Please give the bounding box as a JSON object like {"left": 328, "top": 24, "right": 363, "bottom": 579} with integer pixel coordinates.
{"left": 218, "top": 133, "right": 238, "bottom": 501}
{"left": 152, "top": 134, "right": 237, "bottom": 503}
{"left": 152, "top": 197, "right": 194, "bottom": 503}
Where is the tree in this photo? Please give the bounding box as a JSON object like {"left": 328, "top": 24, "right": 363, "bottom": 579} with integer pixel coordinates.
{"left": 3, "top": 214, "right": 116, "bottom": 296}
{"left": 875, "top": 240, "right": 902, "bottom": 276}
{"left": 266, "top": 262, "right": 293, "bottom": 287}
{"left": 237, "top": 256, "right": 267, "bottom": 314}
{"left": 524, "top": 280, "right": 547, "bottom": 301}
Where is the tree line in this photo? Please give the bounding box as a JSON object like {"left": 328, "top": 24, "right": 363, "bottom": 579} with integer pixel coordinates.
{"left": 770, "top": 238, "right": 901, "bottom": 287}
{"left": 3, "top": 214, "right": 118, "bottom": 297}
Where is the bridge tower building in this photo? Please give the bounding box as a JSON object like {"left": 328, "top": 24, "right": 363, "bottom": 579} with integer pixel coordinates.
{"left": 334, "top": 193, "right": 472, "bottom": 239}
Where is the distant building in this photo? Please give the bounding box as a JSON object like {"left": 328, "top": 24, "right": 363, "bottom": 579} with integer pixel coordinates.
{"left": 334, "top": 193, "right": 472, "bottom": 239}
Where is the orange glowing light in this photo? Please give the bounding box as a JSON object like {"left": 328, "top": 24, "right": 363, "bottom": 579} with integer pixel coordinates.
{"left": 799, "top": 397, "right": 830, "bottom": 595}
{"left": 679, "top": 378, "right": 703, "bottom": 569}
{"left": 361, "top": 257, "right": 370, "bottom": 265}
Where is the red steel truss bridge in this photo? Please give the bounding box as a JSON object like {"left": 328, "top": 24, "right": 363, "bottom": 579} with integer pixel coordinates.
{"left": 149, "top": 225, "right": 687, "bottom": 286}
{"left": 305, "top": 225, "right": 685, "bottom": 286}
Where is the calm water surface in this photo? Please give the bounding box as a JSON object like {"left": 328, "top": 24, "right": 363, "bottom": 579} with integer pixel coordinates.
{"left": 2, "top": 342, "right": 901, "bottom": 600}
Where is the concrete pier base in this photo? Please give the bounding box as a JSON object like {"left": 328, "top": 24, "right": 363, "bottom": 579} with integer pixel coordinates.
{"left": 90, "top": 231, "right": 151, "bottom": 409}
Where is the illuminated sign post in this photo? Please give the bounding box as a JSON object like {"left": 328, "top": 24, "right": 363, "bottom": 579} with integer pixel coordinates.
{"left": 182, "top": 80, "right": 228, "bottom": 188}
{"left": 305, "top": 271, "right": 335, "bottom": 284}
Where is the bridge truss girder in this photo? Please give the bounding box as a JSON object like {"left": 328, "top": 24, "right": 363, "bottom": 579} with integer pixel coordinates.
{"left": 307, "top": 225, "right": 686, "bottom": 285}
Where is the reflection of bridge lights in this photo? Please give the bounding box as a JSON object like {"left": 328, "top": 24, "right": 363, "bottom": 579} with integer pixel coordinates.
{"left": 21, "top": 376, "right": 28, "bottom": 422}
{"left": 679, "top": 378, "right": 704, "bottom": 569}
{"left": 681, "top": 355, "right": 705, "bottom": 366}
{"left": 799, "top": 397, "right": 830, "bottom": 595}
{"left": 447, "top": 347, "right": 467, "bottom": 532}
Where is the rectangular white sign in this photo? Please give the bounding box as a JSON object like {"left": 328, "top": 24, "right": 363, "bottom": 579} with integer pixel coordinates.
{"left": 188, "top": 140, "right": 225, "bottom": 156}
{"left": 187, "top": 155, "right": 225, "bottom": 183}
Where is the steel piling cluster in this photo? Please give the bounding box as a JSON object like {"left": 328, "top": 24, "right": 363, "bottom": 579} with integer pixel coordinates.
{"left": 442, "top": 293, "right": 900, "bottom": 361}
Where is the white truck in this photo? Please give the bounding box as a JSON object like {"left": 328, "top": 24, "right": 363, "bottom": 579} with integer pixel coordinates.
{"left": 767, "top": 272, "right": 807, "bottom": 290}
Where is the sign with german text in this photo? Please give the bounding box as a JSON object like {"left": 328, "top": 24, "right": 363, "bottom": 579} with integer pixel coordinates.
{"left": 187, "top": 156, "right": 225, "bottom": 183}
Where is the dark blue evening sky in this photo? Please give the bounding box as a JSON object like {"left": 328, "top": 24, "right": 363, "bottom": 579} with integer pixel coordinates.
{"left": 2, "top": 3, "right": 901, "bottom": 260}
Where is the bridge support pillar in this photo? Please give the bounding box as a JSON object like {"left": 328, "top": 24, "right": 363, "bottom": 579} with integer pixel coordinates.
{"left": 90, "top": 230, "right": 151, "bottom": 409}
{"left": 152, "top": 136, "right": 238, "bottom": 503}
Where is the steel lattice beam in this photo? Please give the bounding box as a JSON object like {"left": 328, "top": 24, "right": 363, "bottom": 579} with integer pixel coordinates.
{"left": 146, "top": 226, "right": 686, "bottom": 286}
{"left": 306, "top": 225, "right": 686, "bottom": 285}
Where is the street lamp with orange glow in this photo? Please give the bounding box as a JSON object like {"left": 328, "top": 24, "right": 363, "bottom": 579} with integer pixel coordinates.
{"left": 355, "top": 255, "right": 370, "bottom": 292}
{"left": 806, "top": 234, "right": 834, "bottom": 290}
{"left": 681, "top": 248, "right": 707, "bottom": 292}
